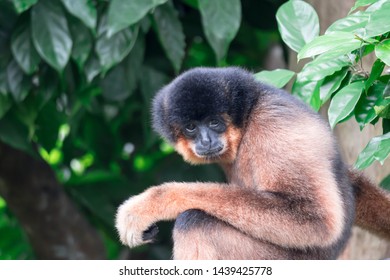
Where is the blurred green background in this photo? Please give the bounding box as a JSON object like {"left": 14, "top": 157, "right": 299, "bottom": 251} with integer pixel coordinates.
{"left": 0, "top": 0, "right": 287, "bottom": 259}
{"left": 2, "top": 0, "right": 390, "bottom": 260}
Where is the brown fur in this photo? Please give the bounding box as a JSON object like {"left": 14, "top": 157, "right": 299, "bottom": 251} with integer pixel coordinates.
{"left": 116, "top": 92, "right": 354, "bottom": 259}
{"left": 349, "top": 170, "right": 390, "bottom": 239}
{"left": 117, "top": 67, "right": 390, "bottom": 259}
{"left": 173, "top": 210, "right": 295, "bottom": 259}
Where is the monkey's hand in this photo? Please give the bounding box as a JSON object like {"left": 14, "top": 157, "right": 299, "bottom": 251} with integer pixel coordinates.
{"left": 116, "top": 189, "right": 161, "bottom": 248}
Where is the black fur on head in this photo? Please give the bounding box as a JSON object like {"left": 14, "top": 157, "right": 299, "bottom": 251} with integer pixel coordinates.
{"left": 152, "top": 67, "right": 261, "bottom": 143}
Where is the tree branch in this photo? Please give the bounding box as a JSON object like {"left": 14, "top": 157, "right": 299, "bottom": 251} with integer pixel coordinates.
{"left": 0, "top": 142, "right": 106, "bottom": 259}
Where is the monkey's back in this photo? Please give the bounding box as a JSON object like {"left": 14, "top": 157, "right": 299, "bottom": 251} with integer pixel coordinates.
{"left": 225, "top": 85, "right": 355, "bottom": 259}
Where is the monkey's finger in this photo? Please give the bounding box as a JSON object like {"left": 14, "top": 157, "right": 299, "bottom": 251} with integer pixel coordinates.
{"left": 142, "top": 223, "right": 159, "bottom": 241}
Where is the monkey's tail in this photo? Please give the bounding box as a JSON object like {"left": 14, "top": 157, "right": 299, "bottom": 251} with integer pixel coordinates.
{"left": 349, "top": 169, "right": 390, "bottom": 240}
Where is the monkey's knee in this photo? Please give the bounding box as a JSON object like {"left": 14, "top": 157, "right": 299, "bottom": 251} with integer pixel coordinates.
{"left": 172, "top": 210, "right": 218, "bottom": 260}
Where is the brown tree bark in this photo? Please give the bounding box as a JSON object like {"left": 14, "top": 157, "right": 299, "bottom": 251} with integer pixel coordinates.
{"left": 0, "top": 141, "right": 106, "bottom": 259}
{"left": 306, "top": 0, "right": 390, "bottom": 259}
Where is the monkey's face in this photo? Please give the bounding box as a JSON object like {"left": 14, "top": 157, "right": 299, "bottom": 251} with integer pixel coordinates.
{"left": 174, "top": 116, "right": 242, "bottom": 165}
{"left": 152, "top": 67, "right": 253, "bottom": 165}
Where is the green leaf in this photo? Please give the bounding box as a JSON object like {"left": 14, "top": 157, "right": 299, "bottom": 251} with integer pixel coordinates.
{"left": 96, "top": 15, "right": 139, "bottom": 72}
{"left": 350, "top": 0, "right": 380, "bottom": 13}
{"left": 276, "top": 0, "right": 319, "bottom": 53}
{"left": 123, "top": 35, "right": 145, "bottom": 97}
{"left": 299, "top": 54, "right": 352, "bottom": 81}
{"left": 35, "top": 66, "right": 59, "bottom": 110}
{"left": 101, "top": 65, "right": 132, "bottom": 102}
{"left": 14, "top": 95, "right": 39, "bottom": 136}
{"left": 319, "top": 68, "right": 349, "bottom": 104}
{"left": 153, "top": 2, "right": 185, "bottom": 73}
{"left": 11, "top": 22, "right": 40, "bottom": 74}
{"left": 380, "top": 173, "right": 390, "bottom": 191}
{"left": 140, "top": 16, "right": 152, "bottom": 33}
{"left": 355, "top": 82, "right": 386, "bottom": 130}
{"left": 198, "top": 0, "right": 241, "bottom": 62}
{"left": 355, "top": 132, "right": 390, "bottom": 169}
{"left": 362, "top": 44, "right": 376, "bottom": 58}
{"left": 254, "top": 69, "right": 295, "bottom": 88}
{"left": 374, "top": 100, "right": 390, "bottom": 118}
{"left": 140, "top": 66, "right": 170, "bottom": 104}
{"left": 292, "top": 75, "right": 321, "bottom": 107}
{"left": 84, "top": 53, "right": 101, "bottom": 82}
{"left": 308, "top": 83, "right": 323, "bottom": 111}
{"left": 68, "top": 17, "right": 92, "bottom": 69}
{"left": 11, "top": 0, "right": 37, "bottom": 13}
{"left": 365, "top": 59, "right": 385, "bottom": 92}
{"left": 31, "top": 0, "right": 72, "bottom": 72}
{"left": 385, "top": 80, "right": 390, "bottom": 97}
{"left": 61, "top": 0, "right": 97, "bottom": 30}
{"left": 298, "top": 32, "right": 362, "bottom": 60}
{"left": 0, "top": 65, "right": 9, "bottom": 94}
{"left": 76, "top": 85, "right": 101, "bottom": 107}
{"left": 328, "top": 81, "right": 364, "bottom": 128}
{"left": 0, "top": 94, "right": 12, "bottom": 119}
{"left": 365, "top": 2, "right": 390, "bottom": 37}
{"left": 107, "top": 0, "right": 167, "bottom": 36}
{"left": 35, "top": 101, "right": 65, "bottom": 151}
{"left": 366, "top": 0, "right": 389, "bottom": 12}
{"left": 375, "top": 39, "right": 390, "bottom": 66}
{"left": 6, "top": 59, "right": 30, "bottom": 102}
{"left": 140, "top": 66, "right": 170, "bottom": 148}
{"left": 0, "top": 112, "right": 33, "bottom": 155}
{"left": 182, "top": 0, "right": 199, "bottom": 9}
{"left": 326, "top": 11, "right": 369, "bottom": 34}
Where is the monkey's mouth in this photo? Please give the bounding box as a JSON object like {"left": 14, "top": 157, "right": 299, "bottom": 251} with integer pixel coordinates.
{"left": 196, "top": 146, "right": 224, "bottom": 158}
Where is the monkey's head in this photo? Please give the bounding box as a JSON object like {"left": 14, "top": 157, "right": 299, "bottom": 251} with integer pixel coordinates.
{"left": 152, "top": 67, "right": 259, "bottom": 164}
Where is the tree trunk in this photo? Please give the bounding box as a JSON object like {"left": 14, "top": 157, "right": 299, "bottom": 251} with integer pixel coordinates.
{"left": 306, "top": 0, "right": 390, "bottom": 259}
{"left": 0, "top": 142, "right": 106, "bottom": 259}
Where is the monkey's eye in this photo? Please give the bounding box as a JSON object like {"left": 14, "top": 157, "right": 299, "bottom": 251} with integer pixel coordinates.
{"left": 209, "top": 119, "right": 220, "bottom": 128}
{"left": 185, "top": 123, "right": 197, "bottom": 133}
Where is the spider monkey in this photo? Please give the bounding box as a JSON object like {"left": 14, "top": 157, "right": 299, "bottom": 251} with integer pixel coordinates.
{"left": 116, "top": 67, "right": 390, "bottom": 259}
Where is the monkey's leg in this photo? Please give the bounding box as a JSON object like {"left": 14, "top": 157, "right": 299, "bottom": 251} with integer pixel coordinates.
{"left": 172, "top": 210, "right": 291, "bottom": 260}
{"left": 172, "top": 210, "right": 218, "bottom": 260}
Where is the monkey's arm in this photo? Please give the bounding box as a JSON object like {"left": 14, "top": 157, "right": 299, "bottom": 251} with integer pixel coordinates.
{"left": 116, "top": 182, "right": 340, "bottom": 249}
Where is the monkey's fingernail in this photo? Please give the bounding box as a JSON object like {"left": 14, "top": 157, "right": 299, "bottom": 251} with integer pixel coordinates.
{"left": 142, "top": 223, "right": 159, "bottom": 241}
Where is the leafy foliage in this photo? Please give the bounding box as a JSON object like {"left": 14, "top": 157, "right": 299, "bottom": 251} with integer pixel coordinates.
{"left": 254, "top": 69, "right": 295, "bottom": 88}
{"left": 31, "top": 0, "right": 72, "bottom": 72}
{"left": 355, "top": 132, "right": 390, "bottom": 169}
{"left": 153, "top": 2, "right": 185, "bottom": 73}
{"left": 0, "top": 0, "right": 282, "bottom": 259}
{"left": 276, "top": 0, "right": 319, "bottom": 52}
{"left": 107, "top": 0, "right": 167, "bottom": 36}
{"left": 1, "top": 0, "right": 389, "bottom": 260}
{"left": 257, "top": 0, "right": 390, "bottom": 170}
{"left": 198, "top": 0, "right": 242, "bottom": 63}
{"left": 0, "top": 197, "right": 34, "bottom": 259}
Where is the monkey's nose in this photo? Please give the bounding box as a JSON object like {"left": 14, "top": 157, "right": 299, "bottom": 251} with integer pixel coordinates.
{"left": 200, "top": 137, "right": 211, "bottom": 148}
{"left": 199, "top": 129, "right": 211, "bottom": 148}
